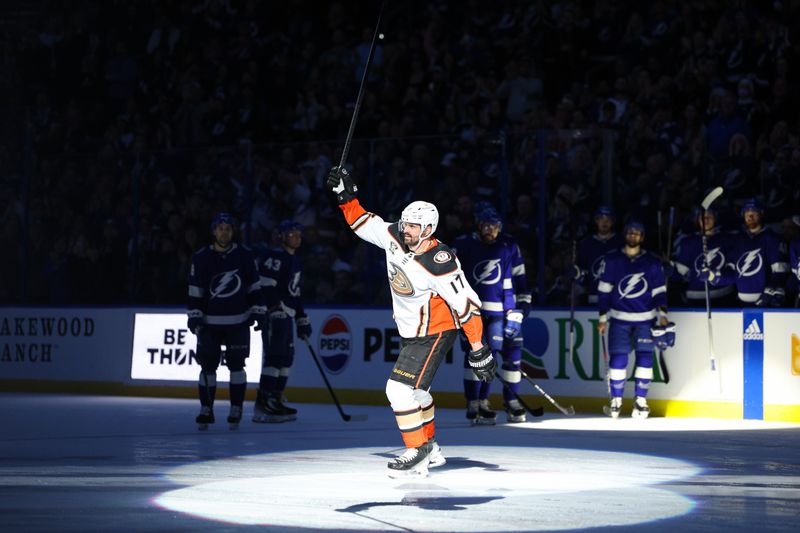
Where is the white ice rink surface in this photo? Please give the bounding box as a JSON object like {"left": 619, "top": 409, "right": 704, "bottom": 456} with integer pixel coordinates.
{"left": 1, "top": 393, "right": 799, "bottom": 532}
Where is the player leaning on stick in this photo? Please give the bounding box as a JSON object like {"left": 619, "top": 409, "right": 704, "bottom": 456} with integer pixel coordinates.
{"left": 326, "top": 166, "right": 496, "bottom": 478}
{"left": 596, "top": 220, "right": 673, "bottom": 419}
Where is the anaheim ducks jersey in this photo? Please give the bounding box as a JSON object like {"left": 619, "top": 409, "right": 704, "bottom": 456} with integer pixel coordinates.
{"left": 339, "top": 199, "right": 484, "bottom": 343}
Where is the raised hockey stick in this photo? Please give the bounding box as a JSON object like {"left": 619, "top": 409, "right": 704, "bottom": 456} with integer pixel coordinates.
{"left": 338, "top": 0, "right": 386, "bottom": 169}
{"left": 520, "top": 370, "right": 575, "bottom": 416}
{"left": 304, "top": 339, "right": 368, "bottom": 422}
{"left": 700, "top": 187, "right": 723, "bottom": 377}
{"left": 494, "top": 374, "right": 545, "bottom": 417}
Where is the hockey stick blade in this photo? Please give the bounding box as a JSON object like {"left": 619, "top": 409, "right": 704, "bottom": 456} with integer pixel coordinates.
{"left": 520, "top": 370, "right": 575, "bottom": 416}
{"left": 495, "top": 374, "right": 544, "bottom": 417}
{"left": 701, "top": 186, "right": 724, "bottom": 210}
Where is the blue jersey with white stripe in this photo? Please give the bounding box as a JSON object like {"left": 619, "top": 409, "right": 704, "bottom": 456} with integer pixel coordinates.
{"left": 187, "top": 243, "right": 263, "bottom": 326}
{"left": 672, "top": 229, "right": 736, "bottom": 300}
{"left": 576, "top": 233, "right": 624, "bottom": 300}
{"left": 256, "top": 246, "right": 306, "bottom": 318}
{"left": 729, "top": 227, "right": 788, "bottom": 303}
{"left": 453, "top": 233, "right": 517, "bottom": 317}
{"left": 598, "top": 249, "right": 667, "bottom": 323}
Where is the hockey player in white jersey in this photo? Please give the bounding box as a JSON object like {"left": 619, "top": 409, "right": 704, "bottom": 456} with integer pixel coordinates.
{"left": 327, "top": 166, "right": 495, "bottom": 478}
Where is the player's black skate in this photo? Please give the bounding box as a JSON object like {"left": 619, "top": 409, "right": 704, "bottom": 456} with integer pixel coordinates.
{"left": 427, "top": 437, "right": 446, "bottom": 468}
{"left": 227, "top": 405, "right": 243, "bottom": 430}
{"left": 253, "top": 392, "right": 295, "bottom": 423}
{"left": 631, "top": 396, "right": 650, "bottom": 419}
{"left": 603, "top": 397, "right": 622, "bottom": 419}
{"left": 196, "top": 406, "right": 215, "bottom": 430}
{"left": 504, "top": 399, "right": 527, "bottom": 423}
{"left": 466, "top": 399, "right": 497, "bottom": 425}
{"left": 387, "top": 441, "right": 433, "bottom": 478}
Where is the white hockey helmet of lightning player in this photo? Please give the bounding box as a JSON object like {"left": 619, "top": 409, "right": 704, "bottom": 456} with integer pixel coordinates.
{"left": 400, "top": 201, "right": 439, "bottom": 240}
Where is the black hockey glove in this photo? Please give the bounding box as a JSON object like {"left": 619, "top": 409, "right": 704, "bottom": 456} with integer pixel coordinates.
{"left": 468, "top": 345, "right": 496, "bottom": 382}
{"left": 296, "top": 315, "right": 312, "bottom": 341}
{"left": 326, "top": 166, "right": 358, "bottom": 204}
{"left": 187, "top": 313, "right": 203, "bottom": 335}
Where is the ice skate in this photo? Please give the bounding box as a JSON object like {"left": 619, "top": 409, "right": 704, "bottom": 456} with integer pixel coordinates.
{"left": 467, "top": 399, "right": 496, "bottom": 425}
{"left": 427, "top": 438, "right": 446, "bottom": 468}
{"left": 504, "top": 399, "right": 527, "bottom": 423}
{"left": 631, "top": 396, "right": 650, "bottom": 419}
{"left": 387, "top": 441, "right": 433, "bottom": 478}
{"left": 603, "top": 397, "right": 622, "bottom": 419}
{"left": 227, "top": 405, "right": 242, "bottom": 430}
{"left": 196, "top": 406, "right": 215, "bottom": 430}
{"left": 252, "top": 392, "right": 294, "bottom": 423}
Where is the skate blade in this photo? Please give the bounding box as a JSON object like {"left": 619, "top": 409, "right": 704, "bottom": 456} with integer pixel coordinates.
{"left": 197, "top": 423, "right": 209, "bottom": 431}
{"left": 474, "top": 417, "right": 496, "bottom": 426}
{"left": 228, "top": 422, "right": 240, "bottom": 430}
{"left": 602, "top": 406, "right": 620, "bottom": 419}
{"left": 387, "top": 465, "right": 429, "bottom": 479}
{"left": 252, "top": 414, "right": 290, "bottom": 423}
{"left": 631, "top": 410, "right": 649, "bottom": 419}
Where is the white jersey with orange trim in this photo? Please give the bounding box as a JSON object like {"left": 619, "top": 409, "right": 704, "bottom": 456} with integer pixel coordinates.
{"left": 339, "top": 199, "right": 484, "bottom": 343}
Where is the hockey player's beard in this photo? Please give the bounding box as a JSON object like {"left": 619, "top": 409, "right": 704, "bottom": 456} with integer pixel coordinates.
{"left": 214, "top": 236, "right": 233, "bottom": 250}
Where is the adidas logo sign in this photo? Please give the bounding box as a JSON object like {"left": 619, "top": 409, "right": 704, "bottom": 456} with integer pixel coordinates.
{"left": 743, "top": 319, "right": 764, "bottom": 341}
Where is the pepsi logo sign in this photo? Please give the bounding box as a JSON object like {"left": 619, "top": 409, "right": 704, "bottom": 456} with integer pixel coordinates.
{"left": 318, "top": 315, "right": 351, "bottom": 374}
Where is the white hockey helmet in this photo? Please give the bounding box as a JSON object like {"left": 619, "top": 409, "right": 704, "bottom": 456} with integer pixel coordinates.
{"left": 400, "top": 201, "right": 439, "bottom": 239}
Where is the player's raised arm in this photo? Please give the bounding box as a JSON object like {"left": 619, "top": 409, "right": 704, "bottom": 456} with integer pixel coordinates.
{"left": 326, "top": 166, "right": 393, "bottom": 250}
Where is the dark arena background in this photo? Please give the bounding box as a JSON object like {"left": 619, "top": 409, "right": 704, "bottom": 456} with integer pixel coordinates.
{"left": 0, "top": 1, "right": 799, "bottom": 532}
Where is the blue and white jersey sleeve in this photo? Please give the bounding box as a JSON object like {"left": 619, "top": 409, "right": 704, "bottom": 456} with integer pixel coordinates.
{"left": 507, "top": 238, "right": 531, "bottom": 315}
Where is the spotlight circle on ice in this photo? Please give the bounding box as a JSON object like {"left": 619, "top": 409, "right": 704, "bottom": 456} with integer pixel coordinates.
{"left": 157, "top": 446, "right": 698, "bottom": 531}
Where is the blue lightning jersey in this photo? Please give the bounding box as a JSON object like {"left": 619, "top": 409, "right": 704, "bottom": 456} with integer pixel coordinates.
{"left": 453, "top": 233, "right": 525, "bottom": 317}
{"left": 598, "top": 249, "right": 667, "bottom": 323}
{"left": 256, "top": 246, "right": 306, "bottom": 318}
{"left": 576, "top": 233, "right": 624, "bottom": 302}
{"left": 672, "top": 228, "right": 736, "bottom": 301}
{"left": 729, "top": 226, "right": 789, "bottom": 303}
{"left": 188, "top": 243, "right": 263, "bottom": 326}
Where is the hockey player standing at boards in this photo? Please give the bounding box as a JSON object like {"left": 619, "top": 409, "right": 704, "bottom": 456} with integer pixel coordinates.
{"left": 671, "top": 207, "right": 736, "bottom": 307}
{"left": 326, "top": 166, "right": 496, "bottom": 478}
{"left": 187, "top": 213, "right": 267, "bottom": 430}
{"left": 453, "top": 207, "right": 532, "bottom": 424}
{"left": 252, "top": 220, "right": 312, "bottom": 423}
{"left": 597, "top": 220, "right": 672, "bottom": 419}
{"left": 730, "top": 198, "right": 789, "bottom": 307}
{"left": 575, "top": 206, "right": 624, "bottom": 305}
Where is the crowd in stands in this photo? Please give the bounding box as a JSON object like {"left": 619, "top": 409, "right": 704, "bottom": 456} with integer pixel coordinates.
{"left": 0, "top": 0, "right": 798, "bottom": 306}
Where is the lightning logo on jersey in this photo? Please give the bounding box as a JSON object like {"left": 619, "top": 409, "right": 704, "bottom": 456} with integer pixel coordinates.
{"left": 618, "top": 273, "right": 647, "bottom": 299}
{"left": 694, "top": 247, "right": 726, "bottom": 274}
{"left": 473, "top": 259, "right": 502, "bottom": 285}
{"left": 210, "top": 270, "right": 242, "bottom": 299}
{"left": 737, "top": 248, "right": 763, "bottom": 277}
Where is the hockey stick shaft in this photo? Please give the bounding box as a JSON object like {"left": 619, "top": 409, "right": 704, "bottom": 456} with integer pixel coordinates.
{"left": 601, "top": 331, "right": 611, "bottom": 397}
{"left": 304, "top": 339, "right": 364, "bottom": 422}
{"left": 494, "top": 374, "right": 544, "bottom": 417}
{"left": 568, "top": 239, "right": 577, "bottom": 365}
{"left": 338, "top": 1, "right": 385, "bottom": 169}
{"left": 658, "top": 206, "right": 675, "bottom": 384}
{"left": 520, "top": 370, "right": 575, "bottom": 415}
{"left": 700, "top": 191, "right": 721, "bottom": 374}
